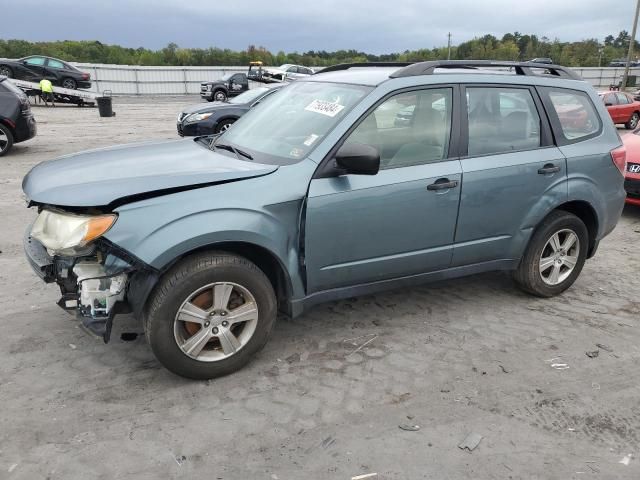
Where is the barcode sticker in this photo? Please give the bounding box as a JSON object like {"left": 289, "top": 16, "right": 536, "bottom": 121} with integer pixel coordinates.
{"left": 305, "top": 99, "right": 345, "bottom": 117}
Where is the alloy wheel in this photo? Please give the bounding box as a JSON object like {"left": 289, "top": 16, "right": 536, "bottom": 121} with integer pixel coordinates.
{"left": 539, "top": 229, "right": 580, "bottom": 286}
{"left": 215, "top": 91, "right": 226, "bottom": 102}
{"left": 0, "top": 67, "right": 11, "bottom": 77}
{"left": 62, "top": 78, "right": 76, "bottom": 89}
{"left": 0, "top": 129, "right": 8, "bottom": 153}
{"left": 173, "top": 282, "right": 259, "bottom": 362}
{"left": 220, "top": 122, "right": 232, "bottom": 132}
{"left": 631, "top": 113, "right": 639, "bottom": 129}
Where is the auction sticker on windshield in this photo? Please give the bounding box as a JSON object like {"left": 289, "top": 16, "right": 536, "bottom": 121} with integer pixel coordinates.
{"left": 305, "top": 99, "right": 345, "bottom": 117}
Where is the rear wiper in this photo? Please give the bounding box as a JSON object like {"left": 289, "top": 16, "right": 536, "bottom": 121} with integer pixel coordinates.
{"left": 214, "top": 143, "right": 254, "bottom": 161}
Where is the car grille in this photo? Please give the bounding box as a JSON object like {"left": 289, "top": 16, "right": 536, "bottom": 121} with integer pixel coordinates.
{"left": 625, "top": 178, "right": 640, "bottom": 198}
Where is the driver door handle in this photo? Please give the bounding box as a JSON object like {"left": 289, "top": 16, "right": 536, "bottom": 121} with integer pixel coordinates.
{"left": 427, "top": 179, "right": 459, "bottom": 191}
{"left": 538, "top": 164, "right": 561, "bottom": 175}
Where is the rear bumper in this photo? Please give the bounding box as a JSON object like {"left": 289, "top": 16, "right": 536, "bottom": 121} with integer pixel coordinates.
{"left": 14, "top": 114, "right": 37, "bottom": 143}
{"left": 76, "top": 81, "right": 92, "bottom": 90}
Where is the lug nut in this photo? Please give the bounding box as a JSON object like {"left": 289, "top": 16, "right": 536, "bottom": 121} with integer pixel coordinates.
{"left": 212, "top": 327, "right": 219, "bottom": 334}
{"left": 220, "top": 311, "right": 227, "bottom": 316}
{"left": 222, "top": 321, "right": 228, "bottom": 327}
{"left": 204, "top": 321, "right": 210, "bottom": 327}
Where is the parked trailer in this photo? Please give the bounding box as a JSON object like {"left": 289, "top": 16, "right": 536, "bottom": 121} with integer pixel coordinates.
{"left": 8, "top": 79, "right": 98, "bottom": 106}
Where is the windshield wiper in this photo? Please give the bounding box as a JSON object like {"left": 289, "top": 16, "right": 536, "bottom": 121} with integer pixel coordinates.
{"left": 214, "top": 143, "right": 254, "bottom": 161}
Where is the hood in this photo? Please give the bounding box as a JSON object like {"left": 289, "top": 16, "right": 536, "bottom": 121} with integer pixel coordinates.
{"left": 181, "top": 101, "right": 229, "bottom": 115}
{"left": 23, "top": 139, "right": 278, "bottom": 208}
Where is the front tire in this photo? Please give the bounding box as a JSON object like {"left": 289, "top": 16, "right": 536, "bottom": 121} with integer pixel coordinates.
{"left": 513, "top": 210, "right": 588, "bottom": 297}
{"left": 215, "top": 119, "right": 235, "bottom": 133}
{"left": 145, "top": 252, "right": 277, "bottom": 379}
{"left": 213, "top": 90, "right": 227, "bottom": 102}
{"left": 626, "top": 112, "right": 640, "bottom": 129}
{"left": 0, "top": 123, "right": 14, "bottom": 157}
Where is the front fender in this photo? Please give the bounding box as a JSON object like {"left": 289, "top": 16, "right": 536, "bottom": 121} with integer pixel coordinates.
{"left": 104, "top": 181, "right": 308, "bottom": 300}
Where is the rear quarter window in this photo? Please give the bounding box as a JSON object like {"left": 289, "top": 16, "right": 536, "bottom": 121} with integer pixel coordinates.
{"left": 541, "top": 88, "right": 601, "bottom": 144}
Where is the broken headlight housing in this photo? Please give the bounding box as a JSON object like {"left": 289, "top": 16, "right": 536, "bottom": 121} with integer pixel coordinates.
{"left": 31, "top": 209, "right": 117, "bottom": 256}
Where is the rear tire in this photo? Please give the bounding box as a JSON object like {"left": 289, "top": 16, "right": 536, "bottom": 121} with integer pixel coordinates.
{"left": 0, "top": 65, "right": 13, "bottom": 78}
{"left": 625, "top": 112, "right": 640, "bottom": 129}
{"left": 0, "top": 124, "right": 14, "bottom": 157}
{"left": 513, "top": 210, "right": 588, "bottom": 297}
{"left": 61, "top": 77, "right": 77, "bottom": 90}
{"left": 144, "top": 251, "right": 277, "bottom": 379}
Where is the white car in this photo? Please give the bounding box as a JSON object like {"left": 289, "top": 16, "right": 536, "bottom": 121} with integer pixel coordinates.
{"left": 261, "top": 64, "right": 314, "bottom": 83}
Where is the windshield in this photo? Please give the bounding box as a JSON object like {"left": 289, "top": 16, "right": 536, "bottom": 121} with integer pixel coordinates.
{"left": 219, "top": 73, "right": 233, "bottom": 81}
{"left": 221, "top": 81, "right": 371, "bottom": 164}
{"left": 229, "top": 87, "right": 272, "bottom": 104}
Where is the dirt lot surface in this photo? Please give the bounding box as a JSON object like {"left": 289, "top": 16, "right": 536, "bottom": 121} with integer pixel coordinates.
{"left": 1, "top": 97, "right": 639, "bottom": 479}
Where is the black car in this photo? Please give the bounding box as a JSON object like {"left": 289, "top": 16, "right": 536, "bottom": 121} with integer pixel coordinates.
{"left": 0, "top": 55, "right": 91, "bottom": 90}
{"left": 200, "top": 73, "right": 249, "bottom": 102}
{"left": 0, "top": 76, "right": 37, "bottom": 156}
{"left": 178, "top": 84, "right": 284, "bottom": 136}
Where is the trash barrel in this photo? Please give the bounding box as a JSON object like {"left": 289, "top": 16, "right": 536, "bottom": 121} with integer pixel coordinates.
{"left": 97, "top": 90, "right": 114, "bottom": 117}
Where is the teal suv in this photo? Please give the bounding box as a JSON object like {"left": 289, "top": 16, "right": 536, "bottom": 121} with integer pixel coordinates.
{"left": 23, "top": 61, "right": 626, "bottom": 379}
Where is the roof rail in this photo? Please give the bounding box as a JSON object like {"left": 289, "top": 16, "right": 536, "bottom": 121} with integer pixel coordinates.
{"left": 390, "top": 60, "right": 582, "bottom": 80}
{"left": 318, "top": 62, "right": 413, "bottom": 74}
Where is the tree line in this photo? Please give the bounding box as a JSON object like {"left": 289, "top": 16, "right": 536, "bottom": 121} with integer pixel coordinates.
{"left": 0, "top": 32, "right": 636, "bottom": 67}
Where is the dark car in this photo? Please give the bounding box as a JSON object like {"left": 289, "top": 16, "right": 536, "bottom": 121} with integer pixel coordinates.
{"left": 0, "top": 55, "right": 91, "bottom": 90}
{"left": 0, "top": 76, "right": 36, "bottom": 156}
{"left": 178, "top": 85, "right": 284, "bottom": 136}
{"left": 200, "top": 73, "right": 249, "bottom": 102}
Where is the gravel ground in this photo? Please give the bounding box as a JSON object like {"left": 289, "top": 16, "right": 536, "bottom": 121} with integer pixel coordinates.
{"left": 1, "top": 97, "right": 639, "bottom": 480}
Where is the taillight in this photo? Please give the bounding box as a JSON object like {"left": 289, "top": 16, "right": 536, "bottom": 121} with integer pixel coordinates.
{"left": 82, "top": 73, "right": 90, "bottom": 80}
{"left": 611, "top": 146, "right": 627, "bottom": 175}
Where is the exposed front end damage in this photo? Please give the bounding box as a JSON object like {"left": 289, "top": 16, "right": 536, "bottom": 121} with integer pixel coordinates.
{"left": 24, "top": 225, "right": 157, "bottom": 343}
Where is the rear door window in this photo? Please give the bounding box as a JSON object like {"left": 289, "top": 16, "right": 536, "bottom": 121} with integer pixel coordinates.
{"left": 602, "top": 93, "right": 617, "bottom": 106}
{"left": 47, "top": 59, "right": 65, "bottom": 69}
{"left": 466, "top": 87, "right": 542, "bottom": 156}
{"left": 542, "top": 88, "right": 601, "bottom": 143}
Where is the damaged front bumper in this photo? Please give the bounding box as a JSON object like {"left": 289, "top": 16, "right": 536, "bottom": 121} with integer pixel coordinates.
{"left": 24, "top": 228, "right": 158, "bottom": 343}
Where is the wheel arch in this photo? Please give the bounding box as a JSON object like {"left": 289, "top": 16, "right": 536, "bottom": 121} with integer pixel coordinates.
{"left": 153, "top": 241, "right": 294, "bottom": 316}
{"left": 553, "top": 200, "right": 599, "bottom": 258}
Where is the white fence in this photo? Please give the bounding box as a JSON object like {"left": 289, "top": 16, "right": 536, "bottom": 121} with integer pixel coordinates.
{"left": 72, "top": 63, "right": 640, "bottom": 95}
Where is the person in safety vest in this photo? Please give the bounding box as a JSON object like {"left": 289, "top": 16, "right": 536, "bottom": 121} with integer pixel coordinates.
{"left": 39, "top": 79, "right": 55, "bottom": 106}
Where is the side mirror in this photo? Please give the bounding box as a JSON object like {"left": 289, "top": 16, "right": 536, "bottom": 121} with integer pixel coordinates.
{"left": 605, "top": 102, "right": 614, "bottom": 106}
{"left": 335, "top": 142, "right": 380, "bottom": 175}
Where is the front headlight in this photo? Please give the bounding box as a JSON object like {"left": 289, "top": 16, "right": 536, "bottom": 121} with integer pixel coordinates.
{"left": 185, "top": 112, "right": 213, "bottom": 123}
{"left": 31, "top": 210, "right": 117, "bottom": 256}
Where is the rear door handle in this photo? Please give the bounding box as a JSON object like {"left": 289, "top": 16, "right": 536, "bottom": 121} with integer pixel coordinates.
{"left": 538, "top": 164, "right": 561, "bottom": 175}
{"left": 427, "top": 179, "right": 459, "bottom": 191}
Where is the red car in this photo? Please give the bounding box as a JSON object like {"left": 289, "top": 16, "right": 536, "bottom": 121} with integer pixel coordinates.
{"left": 599, "top": 91, "right": 640, "bottom": 129}
{"left": 621, "top": 130, "right": 640, "bottom": 206}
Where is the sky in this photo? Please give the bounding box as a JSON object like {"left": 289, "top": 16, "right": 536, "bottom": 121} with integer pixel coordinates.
{"left": 0, "top": 0, "right": 634, "bottom": 53}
